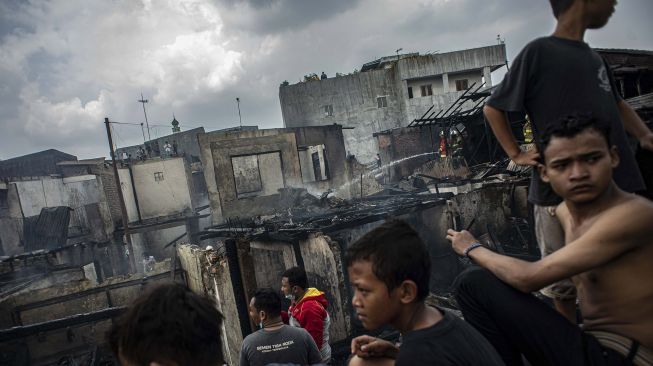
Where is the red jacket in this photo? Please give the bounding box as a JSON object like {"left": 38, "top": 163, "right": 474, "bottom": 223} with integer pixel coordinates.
{"left": 287, "top": 288, "right": 331, "bottom": 358}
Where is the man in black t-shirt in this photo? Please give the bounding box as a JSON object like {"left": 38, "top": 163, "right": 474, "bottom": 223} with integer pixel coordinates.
{"left": 484, "top": 0, "right": 653, "bottom": 323}
{"left": 346, "top": 220, "right": 504, "bottom": 366}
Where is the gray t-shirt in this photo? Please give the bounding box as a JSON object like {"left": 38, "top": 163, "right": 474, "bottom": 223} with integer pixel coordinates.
{"left": 239, "top": 325, "right": 322, "bottom": 366}
{"left": 487, "top": 36, "right": 645, "bottom": 205}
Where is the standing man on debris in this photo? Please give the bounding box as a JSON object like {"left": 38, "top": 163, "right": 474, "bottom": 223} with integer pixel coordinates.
{"left": 281, "top": 266, "right": 332, "bottom": 364}
{"left": 448, "top": 114, "right": 653, "bottom": 365}
{"left": 483, "top": 0, "right": 652, "bottom": 323}
{"left": 240, "top": 288, "right": 322, "bottom": 366}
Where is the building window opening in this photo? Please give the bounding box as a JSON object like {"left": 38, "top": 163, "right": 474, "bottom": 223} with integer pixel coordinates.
{"left": 420, "top": 84, "right": 433, "bottom": 97}
{"left": 407, "top": 86, "right": 414, "bottom": 99}
{"left": 0, "top": 189, "right": 8, "bottom": 209}
{"left": 377, "top": 96, "right": 388, "bottom": 108}
{"left": 323, "top": 104, "right": 334, "bottom": 117}
{"left": 154, "top": 172, "right": 164, "bottom": 182}
{"left": 455, "top": 79, "right": 469, "bottom": 91}
{"left": 299, "top": 144, "right": 330, "bottom": 183}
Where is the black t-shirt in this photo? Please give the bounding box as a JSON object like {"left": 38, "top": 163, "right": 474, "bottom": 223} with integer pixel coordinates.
{"left": 395, "top": 308, "right": 505, "bottom": 366}
{"left": 487, "top": 36, "right": 645, "bottom": 205}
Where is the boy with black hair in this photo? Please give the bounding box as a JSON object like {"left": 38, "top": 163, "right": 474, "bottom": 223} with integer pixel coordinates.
{"left": 281, "top": 266, "right": 332, "bottom": 363}
{"left": 483, "top": 0, "right": 653, "bottom": 323}
{"left": 448, "top": 113, "right": 653, "bottom": 365}
{"left": 240, "top": 288, "right": 322, "bottom": 366}
{"left": 107, "top": 283, "right": 224, "bottom": 366}
{"left": 347, "top": 220, "right": 504, "bottom": 366}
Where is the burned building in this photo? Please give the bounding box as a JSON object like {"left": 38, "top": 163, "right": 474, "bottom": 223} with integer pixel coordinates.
{"left": 199, "top": 124, "right": 352, "bottom": 223}
{"left": 279, "top": 44, "right": 507, "bottom": 162}
{"left": 179, "top": 170, "right": 535, "bottom": 364}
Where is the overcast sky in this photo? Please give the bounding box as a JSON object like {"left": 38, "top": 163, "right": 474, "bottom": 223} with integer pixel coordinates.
{"left": 1, "top": 0, "right": 652, "bottom": 160}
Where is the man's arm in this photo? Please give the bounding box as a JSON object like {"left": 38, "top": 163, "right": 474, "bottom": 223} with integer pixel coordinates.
{"left": 484, "top": 105, "right": 540, "bottom": 166}
{"left": 618, "top": 100, "right": 653, "bottom": 151}
{"left": 446, "top": 200, "right": 651, "bottom": 292}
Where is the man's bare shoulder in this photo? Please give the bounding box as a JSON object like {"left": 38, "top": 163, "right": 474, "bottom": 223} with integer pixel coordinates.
{"left": 595, "top": 194, "right": 653, "bottom": 234}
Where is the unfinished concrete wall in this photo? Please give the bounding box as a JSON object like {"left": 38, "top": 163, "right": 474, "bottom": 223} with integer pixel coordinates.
{"left": 131, "top": 158, "right": 193, "bottom": 220}
{"left": 281, "top": 69, "right": 403, "bottom": 163}
{"left": 199, "top": 129, "right": 302, "bottom": 223}
{"left": 177, "top": 244, "right": 242, "bottom": 366}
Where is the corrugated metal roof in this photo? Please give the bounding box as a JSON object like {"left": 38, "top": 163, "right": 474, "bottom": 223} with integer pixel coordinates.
{"left": 23, "top": 206, "right": 72, "bottom": 251}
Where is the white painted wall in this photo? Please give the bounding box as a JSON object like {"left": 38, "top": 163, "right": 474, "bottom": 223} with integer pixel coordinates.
{"left": 131, "top": 158, "right": 193, "bottom": 220}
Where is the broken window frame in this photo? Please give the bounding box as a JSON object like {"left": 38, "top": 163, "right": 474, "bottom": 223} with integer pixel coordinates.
{"left": 376, "top": 96, "right": 388, "bottom": 108}
{"left": 407, "top": 86, "right": 414, "bottom": 99}
{"left": 0, "top": 188, "right": 8, "bottom": 209}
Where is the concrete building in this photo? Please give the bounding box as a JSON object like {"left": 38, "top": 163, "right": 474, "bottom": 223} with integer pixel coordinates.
{"left": 198, "top": 125, "right": 352, "bottom": 224}
{"left": 279, "top": 44, "right": 507, "bottom": 162}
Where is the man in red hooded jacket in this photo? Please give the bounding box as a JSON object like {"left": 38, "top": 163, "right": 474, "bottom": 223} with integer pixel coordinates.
{"left": 281, "top": 266, "right": 331, "bottom": 363}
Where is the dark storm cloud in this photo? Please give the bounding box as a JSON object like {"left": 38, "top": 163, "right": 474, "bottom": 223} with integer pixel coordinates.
{"left": 214, "top": 0, "right": 360, "bottom": 34}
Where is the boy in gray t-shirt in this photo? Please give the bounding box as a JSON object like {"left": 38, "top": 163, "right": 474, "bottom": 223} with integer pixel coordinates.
{"left": 240, "top": 288, "right": 321, "bottom": 366}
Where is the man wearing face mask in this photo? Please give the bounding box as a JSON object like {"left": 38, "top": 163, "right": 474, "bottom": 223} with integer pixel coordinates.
{"left": 281, "top": 266, "right": 332, "bottom": 364}
{"left": 240, "top": 288, "right": 322, "bottom": 366}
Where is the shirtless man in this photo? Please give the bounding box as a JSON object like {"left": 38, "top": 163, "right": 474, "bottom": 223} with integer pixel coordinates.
{"left": 447, "top": 113, "right": 653, "bottom": 365}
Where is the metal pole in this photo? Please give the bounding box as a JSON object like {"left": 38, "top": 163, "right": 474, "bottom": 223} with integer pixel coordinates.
{"left": 104, "top": 117, "right": 137, "bottom": 274}
{"left": 138, "top": 93, "right": 151, "bottom": 141}
{"left": 236, "top": 97, "right": 242, "bottom": 128}
{"left": 140, "top": 123, "right": 146, "bottom": 144}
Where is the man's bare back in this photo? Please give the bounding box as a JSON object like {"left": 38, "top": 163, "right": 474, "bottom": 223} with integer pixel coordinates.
{"left": 557, "top": 193, "right": 653, "bottom": 348}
